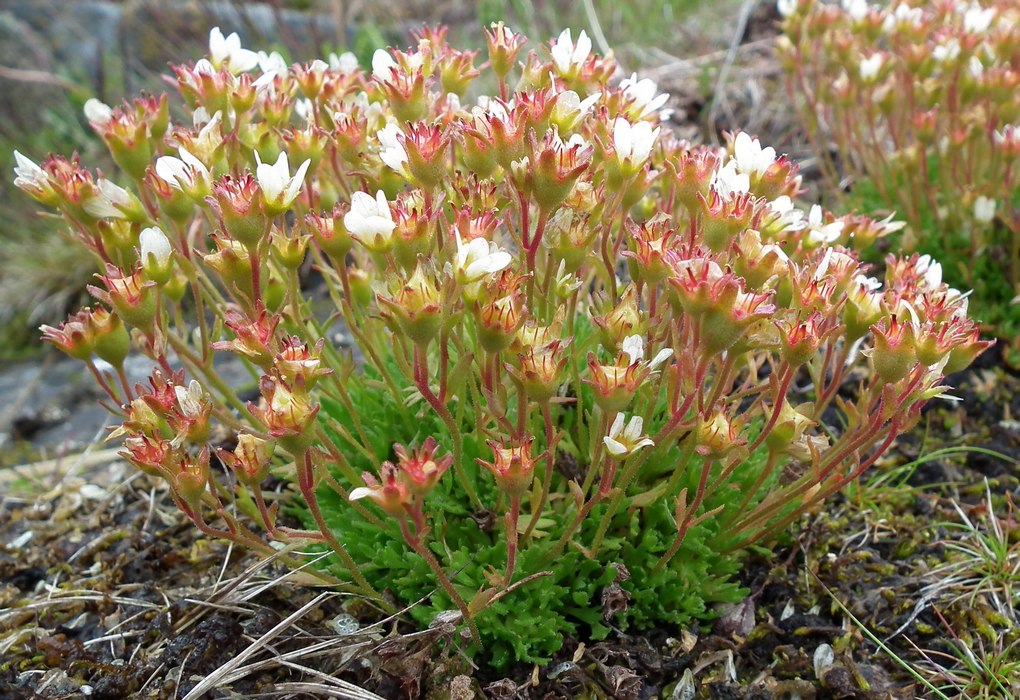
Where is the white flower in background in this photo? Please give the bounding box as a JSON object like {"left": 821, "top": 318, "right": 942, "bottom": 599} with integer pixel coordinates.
{"left": 620, "top": 73, "right": 671, "bottom": 120}
{"left": 968, "top": 56, "right": 985, "bottom": 77}
{"left": 12, "top": 150, "right": 47, "bottom": 191}
{"left": 139, "top": 226, "right": 172, "bottom": 266}
{"left": 603, "top": 413, "right": 654, "bottom": 458}
{"left": 733, "top": 132, "right": 777, "bottom": 177}
{"left": 83, "top": 179, "right": 138, "bottom": 219}
{"left": 377, "top": 123, "right": 409, "bottom": 174}
{"left": 174, "top": 380, "right": 207, "bottom": 419}
{"left": 257, "top": 50, "right": 289, "bottom": 79}
{"left": 932, "top": 38, "right": 961, "bottom": 63}
{"left": 768, "top": 196, "right": 806, "bottom": 231}
{"left": 974, "top": 196, "right": 996, "bottom": 224}
{"left": 83, "top": 98, "right": 113, "bottom": 127}
{"left": 552, "top": 90, "right": 601, "bottom": 125}
{"left": 550, "top": 28, "right": 591, "bottom": 75}
{"left": 453, "top": 232, "right": 512, "bottom": 286}
{"left": 255, "top": 150, "right": 311, "bottom": 212}
{"left": 294, "top": 98, "right": 314, "bottom": 122}
{"left": 841, "top": 0, "right": 869, "bottom": 21}
{"left": 859, "top": 53, "right": 884, "bottom": 81}
{"left": 963, "top": 3, "right": 995, "bottom": 33}
{"left": 155, "top": 147, "right": 211, "bottom": 192}
{"left": 208, "top": 27, "right": 259, "bottom": 73}
{"left": 914, "top": 254, "right": 943, "bottom": 288}
{"left": 372, "top": 49, "right": 398, "bottom": 81}
{"left": 882, "top": 4, "right": 923, "bottom": 32}
{"left": 777, "top": 0, "right": 798, "bottom": 18}
{"left": 620, "top": 334, "right": 674, "bottom": 369}
{"left": 553, "top": 260, "right": 583, "bottom": 298}
{"left": 711, "top": 161, "right": 750, "bottom": 200}
{"left": 344, "top": 190, "right": 396, "bottom": 249}
{"left": 328, "top": 51, "right": 359, "bottom": 73}
{"left": 612, "top": 117, "right": 659, "bottom": 168}
{"left": 806, "top": 204, "right": 844, "bottom": 244}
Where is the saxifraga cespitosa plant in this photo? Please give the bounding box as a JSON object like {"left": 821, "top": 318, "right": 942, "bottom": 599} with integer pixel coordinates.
{"left": 777, "top": 0, "right": 1020, "bottom": 346}
{"left": 15, "top": 24, "right": 991, "bottom": 665}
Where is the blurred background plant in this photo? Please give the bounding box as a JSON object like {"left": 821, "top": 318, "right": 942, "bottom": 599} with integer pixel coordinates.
{"left": 777, "top": 0, "right": 1020, "bottom": 356}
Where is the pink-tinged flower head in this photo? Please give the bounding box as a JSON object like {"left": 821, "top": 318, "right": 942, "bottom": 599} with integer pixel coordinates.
{"left": 274, "top": 337, "right": 331, "bottom": 389}
{"left": 477, "top": 437, "right": 536, "bottom": 499}
{"left": 603, "top": 413, "right": 654, "bottom": 459}
{"left": 695, "top": 411, "right": 745, "bottom": 459}
{"left": 485, "top": 22, "right": 526, "bottom": 77}
{"left": 218, "top": 433, "right": 276, "bottom": 485}
{"left": 623, "top": 214, "right": 675, "bottom": 285}
{"left": 212, "top": 305, "right": 282, "bottom": 369}
{"left": 509, "top": 339, "right": 571, "bottom": 402}
{"left": 869, "top": 315, "right": 919, "bottom": 384}
{"left": 40, "top": 309, "right": 96, "bottom": 360}
{"left": 392, "top": 437, "right": 454, "bottom": 497}
{"left": 210, "top": 174, "right": 266, "bottom": 248}
{"left": 120, "top": 435, "right": 176, "bottom": 478}
{"left": 251, "top": 373, "right": 319, "bottom": 452}
{"left": 349, "top": 437, "right": 453, "bottom": 528}
{"left": 87, "top": 263, "right": 157, "bottom": 332}
{"left": 532, "top": 130, "right": 593, "bottom": 210}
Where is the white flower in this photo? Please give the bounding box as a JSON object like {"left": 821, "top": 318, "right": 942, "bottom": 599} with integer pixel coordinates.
{"left": 777, "top": 0, "right": 798, "bottom": 17}
{"left": 155, "top": 147, "right": 211, "bottom": 192}
{"left": 932, "top": 39, "right": 961, "bottom": 64}
{"left": 612, "top": 117, "right": 659, "bottom": 168}
{"left": 83, "top": 179, "right": 137, "bottom": 219}
{"left": 768, "top": 195, "right": 806, "bottom": 231}
{"left": 329, "top": 51, "right": 360, "bottom": 73}
{"left": 841, "top": 0, "right": 869, "bottom": 22}
{"left": 453, "top": 232, "right": 512, "bottom": 286}
{"left": 83, "top": 98, "right": 113, "bottom": 127}
{"left": 257, "top": 50, "right": 289, "bottom": 79}
{"left": 552, "top": 90, "right": 601, "bottom": 126}
{"left": 255, "top": 150, "right": 311, "bottom": 212}
{"left": 344, "top": 190, "right": 396, "bottom": 249}
{"left": 550, "top": 29, "right": 591, "bottom": 75}
{"left": 711, "top": 161, "right": 750, "bottom": 200}
{"left": 372, "top": 49, "right": 398, "bottom": 81}
{"left": 806, "top": 204, "right": 844, "bottom": 244}
{"left": 139, "top": 226, "right": 172, "bottom": 266}
{"left": 963, "top": 4, "right": 995, "bottom": 33}
{"left": 174, "top": 380, "right": 207, "bottom": 419}
{"left": 974, "top": 196, "right": 996, "bottom": 224}
{"left": 882, "top": 4, "right": 923, "bottom": 32}
{"left": 859, "top": 53, "right": 884, "bottom": 81}
{"left": 377, "top": 123, "right": 409, "bottom": 174}
{"left": 733, "top": 132, "right": 777, "bottom": 177}
{"left": 208, "top": 27, "right": 259, "bottom": 74}
{"left": 914, "top": 254, "right": 943, "bottom": 288}
{"left": 12, "top": 150, "right": 47, "bottom": 191}
{"left": 968, "top": 56, "right": 984, "bottom": 78}
{"left": 621, "top": 334, "right": 673, "bottom": 369}
{"left": 603, "top": 413, "right": 654, "bottom": 458}
{"left": 620, "top": 74, "right": 671, "bottom": 120}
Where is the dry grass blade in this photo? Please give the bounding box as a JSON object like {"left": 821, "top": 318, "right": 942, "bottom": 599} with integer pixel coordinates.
{"left": 181, "top": 592, "right": 365, "bottom": 699}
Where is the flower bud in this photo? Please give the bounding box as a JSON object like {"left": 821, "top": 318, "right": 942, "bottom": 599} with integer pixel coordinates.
{"left": 477, "top": 438, "right": 536, "bottom": 499}
{"left": 139, "top": 226, "right": 174, "bottom": 285}
{"left": 219, "top": 433, "right": 276, "bottom": 485}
